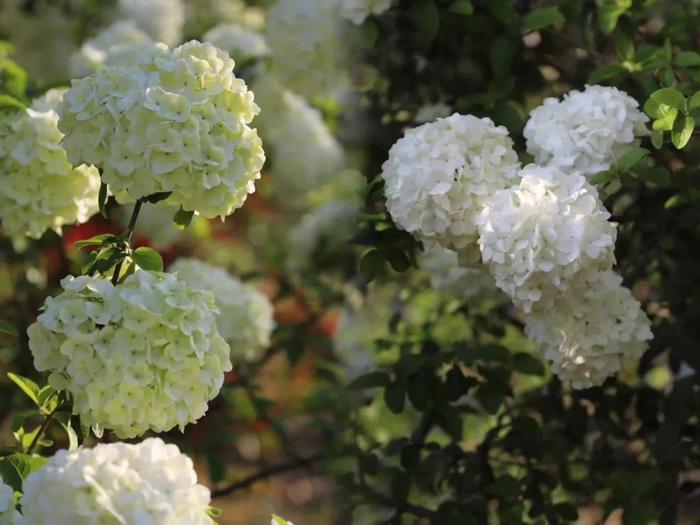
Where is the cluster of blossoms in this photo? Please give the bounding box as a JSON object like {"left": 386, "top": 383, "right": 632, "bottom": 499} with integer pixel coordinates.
{"left": 19, "top": 438, "right": 213, "bottom": 525}
{"left": 27, "top": 271, "right": 232, "bottom": 438}
{"left": 117, "top": 0, "right": 185, "bottom": 46}
{"left": 203, "top": 23, "right": 270, "bottom": 64}
{"left": 266, "top": 0, "right": 349, "bottom": 98}
{"left": 381, "top": 113, "right": 520, "bottom": 257}
{"left": 0, "top": 89, "right": 100, "bottom": 240}
{"left": 58, "top": 41, "right": 265, "bottom": 219}
{"left": 170, "top": 258, "right": 275, "bottom": 362}
{"left": 340, "top": 0, "right": 396, "bottom": 24}
{"left": 0, "top": 479, "right": 20, "bottom": 525}
{"left": 524, "top": 85, "right": 649, "bottom": 178}
{"left": 69, "top": 21, "right": 155, "bottom": 78}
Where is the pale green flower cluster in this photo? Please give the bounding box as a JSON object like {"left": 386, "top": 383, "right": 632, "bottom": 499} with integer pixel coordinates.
{"left": 170, "top": 258, "right": 274, "bottom": 362}
{"left": 27, "top": 271, "right": 232, "bottom": 438}
{"left": 118, "top": 0, "right": 185, "bottom": 46}
{"left": 19, "top": 438, "right": 213, "bottom": 525}
{"left": 58, "top": 41, "right": 265, "bottom": 219}
{"left": 0, "top": 89, "right": 100, "bottom": 240}
{"left": 203, "top": 23, "right": 269, "bottom": 64}
{"left": 0, "top": 479, "right": 21, "bottom": 525}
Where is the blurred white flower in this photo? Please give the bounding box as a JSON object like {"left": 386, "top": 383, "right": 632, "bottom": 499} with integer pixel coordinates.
{"left": 414, "top": 102, "right": 452, "bottom": 124}
{"left": 524, "top": 85, "right": 649, "bottom": 178}
{"left": 69, "top": 21, "right": 155, "bottom": 77}
{"left": 170, "top": 258, "right": 275, "bottom": 362}
{"left": 19, "top": 438, "right": 213, "bottom": 525}
{"left": 381, "top": 114, "right": 520, "bottom": 255}
{"left": 58, "top": 41, "right": 265, "bottom": 219}
{"left": 525, "top": 270, "right": 653, "bottom": 389}
{"left": 118, "top": 0, "right": 185, "bottom": 46}
{"left": 27, "top": 271, "right": 232, "bottom": 438}
{"left": 0, "top": 479, "right": 21, "bottom": 525}
{"left": 477, "top": 165, "right": 616, "bottom": 313}
{"left": 0, "top": 89, "right": 100, "bottom": 240}
{"left": 340, "top": 0, "right": 396, "bottom": 24}
{"left": 203, "top": 23, "right": 269, "bottom": 63}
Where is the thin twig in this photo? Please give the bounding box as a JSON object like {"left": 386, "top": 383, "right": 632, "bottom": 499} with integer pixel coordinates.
{"left": 27, "top": 404, "right": 59, "bottom": 454}
{"left": 111, "top": 199, "right": 144, "bottom": 285}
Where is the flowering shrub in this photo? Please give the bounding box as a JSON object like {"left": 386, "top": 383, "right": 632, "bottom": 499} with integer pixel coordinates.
{"left": 203, "top": 23, "right": 269, "bottom": 64}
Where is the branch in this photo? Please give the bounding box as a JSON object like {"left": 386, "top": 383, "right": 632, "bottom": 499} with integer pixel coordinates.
{"left": 111, "top": 199, "right": 144, "bottom": 285}
{"left": 27, "top": 403, "right": 59, "bottom": 454}
{"left": 211, "top": 452, "right": 323, "bottom": 498}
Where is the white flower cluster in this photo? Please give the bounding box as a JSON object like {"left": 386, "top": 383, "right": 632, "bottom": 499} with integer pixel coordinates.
{"left": 253, "top": 75, "right": 344, "bottom": 201}
{"left": 525, "top": 270, "right": 653, "bottom": 388}
{"left": 27, "top": 271, "right": 232, "bottom": 438}
{"left": 203, "top": 23, "right": 269, "bottom": 63}
{"left": 58, "top": 41, "right": 265, "bottom": 219}
{"left": 170, "top": 258, "right": 275, "bottom": 362}
{"left": 0, "top": 89, "right": 100, "bottom": 240}
{"left": 524, "top": 85, "right": 649, "bottom": 178}
{"left": 266, "top": 0, "right": 348, "bottom": 98}
{"left": 477, "top": 165, "right": 616, "bottom": 313}
{"left": 69, "top": 21, "right": 155, "bottom": 78}
{"left": 0, "top": 479, "right": 20, "bottom": 525}
{"left": 340, "top": 0, "right": 396, "bottom": 24}
{"left": 118, "top": 0, "right": 185, "bottom": 46}
{"left": 419, "top": 245, "right": 501, "bottom": 301}
{"left": 19, "top": 438, "right": 213, "bottom": 525}
{"left": 381, "top": 114, "right": 520, "bottom": 255}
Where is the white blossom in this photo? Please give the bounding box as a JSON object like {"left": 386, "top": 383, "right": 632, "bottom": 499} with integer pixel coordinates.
{"left": 69, "top": 21, "right": 155, "bottom": 78}
{"left": 524, "top": 85, "right": 649, "bottom": 178}
{"left": 203, "top": 23, "right": 269, "bottom": 63}
{"left": 19, "top": 438, "right": 213, "bottom": 525}
{"left": 170, "top": 258, "right": 274, "bottom": 361}
{"left": 266, "top": 0, "right": 349, "bottom": 98}
{"left": 340, "top": 0, "right": 396, "bottom": 24}
{"left": 381, "top": 114, "right": 520, "bottom": 255}
{"left": 525, "top": 270, "right": 653, "bottom": 389}
{"left": 414, "top": 102, "right": 452, "bottom": 124}
{"left": 0, "top": 479, "right": 21, "bottom": 525}
{"left": 477, "top": 165, "right": 616, "bottom": 313}
{"left": 58, "top": 41, "right": 265, "bottom": 219}
{"left": 27, "top": 271, "right": 232, "bottom": 438}
{"left": 118, "top": 0, "right": 185, "bottom": 46}
{"left": 0, "top": 89, "right": 100, "bottom": 240}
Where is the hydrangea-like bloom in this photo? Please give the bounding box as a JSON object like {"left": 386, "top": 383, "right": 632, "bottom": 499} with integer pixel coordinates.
{"left": 419, "top": 245, "right": 502, "bottom": 301}
{"left": 170, "top": 258, "right": 274, "bottom": 361}
{"left": 253, "top": 75, "right": 343, "bottom": 201}
{"left": 266, "top": 0, "right": 348, "bottom": 98}
{"left": 524, "top": 85, "right": 649, "bottom": 178}
{"left": 27, "top": 271, "right": 232, "bottom": 438}
{"left": 0, "top": 479, "right": 21, "bottom": 525}
{"left": 118, "top": 0, "right": 185, "bottom": 46}
{"left": 477, "top": 165, "right": 616, "bottom": 313}
{"left": 58, "top": 41, "right": 265, "bottom": 219}
{"left": 381, "top": 114, "right": 520, "bottom": 254}
{"left": 340, "top": 0, "right": 396, "bottom": 24}
{"left": 203, "top": 23, "right": 269, "bottom": 63}
{"left": 0, "top": 89, "right": 100, "bottom": 240}
{"left": 525, "top": 270, "right": 653, "bottom": 389}
{"left": 19, "top": 438, "right": 213, "bottom": 525}
{"left": 69, "top": 21, "right": 155, "bottom": 78}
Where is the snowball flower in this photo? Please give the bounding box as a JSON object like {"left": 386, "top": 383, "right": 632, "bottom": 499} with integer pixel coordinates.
{"left": 340, "top": 0, "right": 396, "bottom": 24}
{"left": 524, "top": 85, "right": 649, "bottom": 178}
{"left": 118, "top": 0, "right": 185, "bottom": 46}
{"left": 477, "top": 165, "right": 616, "bottom": 313}
{"left": 27, "top": 271, "right": 232, "bottom": 438}
{"left": 0, "top": 89, "right": 100, "bottom": 240}
{"left": 203, "top": 23, "right": 269, "bottom": 63}
{"left": 414, "top": 102, "right": 452, "bottom": 124}
{"left": 170, "top": 258, "right": 274, "bottom": 362}
{"left": 58, "top": 41, "right": 265, "bottom": 219}
{"left": 381, "top": 114, "right": 520, "bottom": 255}
{"left": 69, "top": 21, "right": 155, "bottom": 78}
{"left": 19, "top": 438, "right": 213, "bottom": 525}
{"left": 419, "top": 245, "right": 502, "bottom": 301}
{"left": 266, "top": 0, "right": 349, "bottom": 98}
{"left": 0, "top": 479, "right": 20, "bottom": 525}
{"left": 525, "top": 270, "right": 653, "bottom": 389}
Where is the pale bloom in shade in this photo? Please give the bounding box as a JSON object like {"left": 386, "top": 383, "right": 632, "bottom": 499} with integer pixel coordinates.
{"left": 340, "top": 0, "right": 396, "bottom": 24}
{"left": 118, "top": 0, "right": 185, "bottom": 46}
{"left": 203, "top": 23, "right": 269, "bottom": 63}
{"left": 0, "top": 479, "right": 21, "bottom": 525}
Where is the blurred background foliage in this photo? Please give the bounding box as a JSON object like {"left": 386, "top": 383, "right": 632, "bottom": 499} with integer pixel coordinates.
{"left": 1, "top": 0, "right": 700, "bottom": 524}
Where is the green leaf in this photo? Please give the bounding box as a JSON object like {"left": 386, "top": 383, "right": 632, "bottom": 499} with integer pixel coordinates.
{"left": 385, "top": 249, "right": 411, "bottom": 272}
{"left": 93, "top": 246, "right": 125, "bottom": 274}
{"left": 0, "top": 94, "right": 26, "bottom": 110}
{"left": 475, "top": 382, "right": 504, "bottom": 414}
{"left": 597, "top": 0, "right": 632, "bottom": 35}
{"left": 359, "top": 249, "right": 384, "bottom": 282}
{"left": 651, "top": 106, "right": 678, "bottom": 131}
{"left": 649, "top": 87, "right": 686, "bottom": 111}
{"left": 588, "top": 64, "right": 625, "bottom": 83}
{"left": 615, "top": 34, "right": 634, "bottom": 61}
{"left": 688, "top": 91, "right": 700, "bottom": 111}
{"left": 144, "top": 191, "right": 172, "bottom": 204}
{"left": 676, "top": 51, "right": 700, "bottom": 67}
{"left": 173, "top": 207, "right": 195, "bottom": 230}
{"left": 521, "top": 7, "right": 565, "bottom": 31}
{"left": 651, "top": 129, "right": 664, "bottom": 149}
{"left": 486, "top": 474, "right": 520, "bottom": 499}
{"left": 513, "top": 353, "right": 545, "bottom": 376}
{"left": 74, "top": 233, "right": 119, "bottom": 249}
{"left": 410, "top": 0, "right": 440, "bottom": 44}
{"left": 0, "top": 319, "right": 18, "bottom": 337}
{"left": 671, "top": 114, "right": 695, "bottom": 149}
{"left": 589, "top": 170, "right": 618, "bottom": 186}
{"left": 490, "top": 35, "right": 516, "bottom": 78}
{"left": 98, "top": 181, "right": 109, "bottom": 219}
{"left": 131, "top": 247, "right": 164, "bottom": 272}
{"left": 0, "top": 454, "right": 47, "bottom": 492}
{"left": 384, "top": 381, "right": 405, "bottom": 414}
{"left": 448, "top": 0, "right": 473, "bottom": 15}
{"left": 617, "top": 147, "right": 650, "bottom": 171}
{"left": 271, "top": 515, "right": 289, "bottom": 525}
{"left": 348, "top": 371, "right": 391, "bottom": 390}
{"left": 7, "top": 373, "right": 40, "bottom": 406}
{"left": 207, "top": 507, "right": 223, "bottom": 518}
